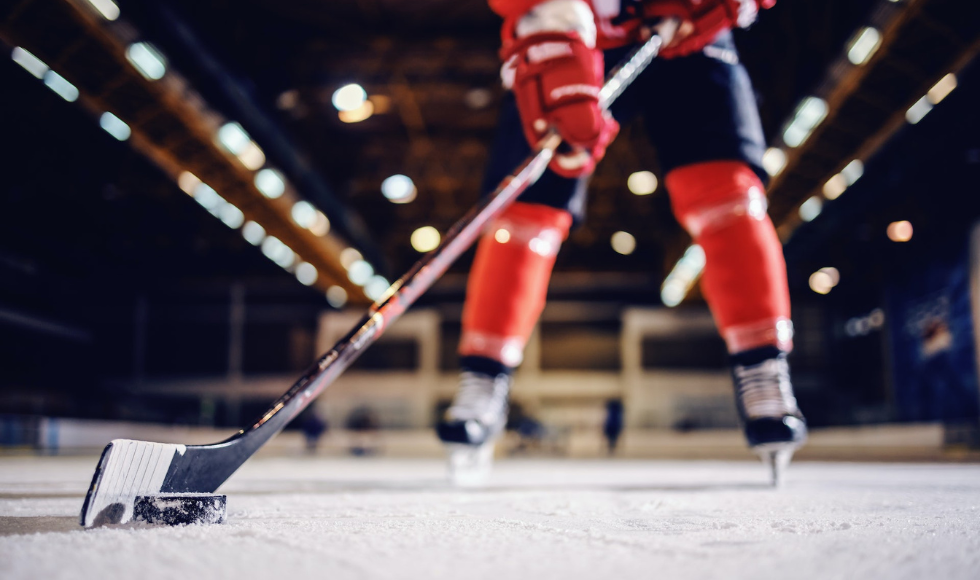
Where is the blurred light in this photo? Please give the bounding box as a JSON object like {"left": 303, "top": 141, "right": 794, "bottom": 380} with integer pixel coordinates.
{"left": 799, "top": 196, "right": 823, "bottom": 222}
{"left": 241, "top": 221, "right": 266, "bottom": 245}
{"left": 927, "top": 73, "right": 957, "bottom": 105}
{"left": 887, "top": 220, "right": 913, "bottom": 242}
{"left": 841, "top": 159, "right": 864, "bottom": 185}
{"left": 411, "top": 226, "right": 441, "bottom": 253}
{"left": 906, "top": 96, "right": 932, "bottom": 124}
{"left": 218, "top": 122, "right": 251, "bottom": 155}
{"left": 99, "top": 112, "right": 130, "bottom": 141}
{"left": 626, "top": 171, "right": 657, "bottom": 195}
{"left": 762, "top": 147, "right": 787, "bottom": 177}
{"left": 84, "top": 0, "right": 119, "bottom": 20}
{"left": 192, "top": 183, "right": 224, "bottom": 211}
{"left": 494, "top": 228, "right": 511, "bottom": 244}
{"left": 326, "top": 286, "right": 348, "bottom": 308}
{"left": 381, "top": 174, "right": 417, "bottom": 203}
{"left": 823, "top": 174, "right": 848, "bottom": 200}
{"left": 11, "top": 47, "right": 48, "bottom": 79}
{"left": 338, "top": 100, "right": 374, "bottom": 123}
{"left": 125, "top": 42, "right": 167, "bottom": 81}
{"left": 809, "top": 267, "right": 839, "bottom": 295}
{"left": 846, "top": 308, "right": 886, "bottom": 337}
{"left": 218, "top": 203, "right": 244, "bottom": 229}
{"left": 783, "top": 97, "right": 827, "bottom": 147}
{"left": 43, "top": 71, "right": 78, "bottom": 102}
{"left": 310, "top": 210, "right": 330, "bottom": 236}
{"left": 254, "top": 168, "right": 286, "bottom": 199}
{"left": 465, "top": 88, "right": 493, "bottom": 109}
{"left": 660, "top": 244, "right": 705, "bottom": 307}
{"left": 295, "top": 262, "right": 318, "bottom": 286}
{"left": 340, "top": 248, "right": 363, "bottom": 270}
{"left": 369, "top": 95, "right": 392, "bottom": 114}
{"left": 847, "top": 27, "right": 881, "bottom": 65}
{"left": 261, "top": 236, "right": 295, "bottom": 268}
{"left": 611, "top": 231, "right": 636, "bottom": 255}
{"left": 332, "top": 84, "right": 367, "bottom": 112}
{"left": 291, "top": 200, "right": 317, "bottom": 228}
{"left": 347, "top": 260, "right": 374, "bottom": 285}
{"left": 364, "top": 275, "right": 391, "bottom": 301}
{"left": 178, "top": 171, "right": 201, "bottom": 195}
{"left": 238, "top": 142, "right": 266, "bottom": 170}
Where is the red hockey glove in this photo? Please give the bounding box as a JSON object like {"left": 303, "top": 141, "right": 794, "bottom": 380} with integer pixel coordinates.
{"left": 639, "top": 0, "right": 775, "bottom": 58}
{"left": 502, "top": 30, "right": 619, "bottom": 178}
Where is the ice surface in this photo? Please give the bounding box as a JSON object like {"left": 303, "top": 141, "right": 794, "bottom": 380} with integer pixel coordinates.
{"left": 1, "top": 455, "right": 978, "bottom": 580}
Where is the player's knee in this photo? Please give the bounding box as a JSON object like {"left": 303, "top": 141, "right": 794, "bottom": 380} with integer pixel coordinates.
{"left": 665, "top": 161, "right": 768, "bottom": 239}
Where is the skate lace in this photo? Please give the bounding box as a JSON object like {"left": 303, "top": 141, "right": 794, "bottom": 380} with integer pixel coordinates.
{"left": 448, "top": 372, "right": 510, "bottom": 424}
{"left": 733, "top": 357, "right": 799, "bottom": 419}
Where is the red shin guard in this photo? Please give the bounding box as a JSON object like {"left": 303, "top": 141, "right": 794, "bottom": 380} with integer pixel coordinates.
{"left": 666, "top": 161, "right": 793, "bottom": 353}
{"left": 460, "top": 202, "right": 573, "bottom": 367}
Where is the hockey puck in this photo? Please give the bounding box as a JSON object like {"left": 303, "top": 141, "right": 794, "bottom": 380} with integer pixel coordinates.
{"left": 133, "top": 494, "right": 227, "bottom": 526}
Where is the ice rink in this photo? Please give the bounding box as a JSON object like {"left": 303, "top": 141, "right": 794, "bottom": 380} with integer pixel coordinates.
{"left": 1, "top": 455, "right": 978, "bottom": 579}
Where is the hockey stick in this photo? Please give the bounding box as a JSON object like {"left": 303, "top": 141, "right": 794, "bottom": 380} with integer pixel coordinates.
{"left": 80, "top": 25, "right": 674, "bottom": 528}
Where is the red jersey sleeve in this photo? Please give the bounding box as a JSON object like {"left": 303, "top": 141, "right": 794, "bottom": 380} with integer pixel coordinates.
{"left": 487, "top": 0, "right": 547, "bottom": 18}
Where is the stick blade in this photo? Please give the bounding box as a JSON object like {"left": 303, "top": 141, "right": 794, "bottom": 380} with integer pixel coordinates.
{"left": 80, "top": 439, "right": 186, "bottom": 528}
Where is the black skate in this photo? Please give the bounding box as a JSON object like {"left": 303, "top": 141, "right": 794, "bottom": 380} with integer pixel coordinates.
{"left": 436, "top": 371, "right": 511, "bottom": 485}
{"left": 731, "top": 346, "right": 808, "bottom": 487}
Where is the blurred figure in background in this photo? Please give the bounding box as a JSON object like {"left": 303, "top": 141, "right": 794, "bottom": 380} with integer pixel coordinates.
{"left": 604, "top": 399, "right": 624, "bottom": 456}
{"left": 437, "top": 0, "right": 807, "bottom": 481}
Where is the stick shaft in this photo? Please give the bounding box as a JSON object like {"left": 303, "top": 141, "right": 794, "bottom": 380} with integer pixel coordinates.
{"left": 228, "top": 32, "right": 667, "bottom": 448}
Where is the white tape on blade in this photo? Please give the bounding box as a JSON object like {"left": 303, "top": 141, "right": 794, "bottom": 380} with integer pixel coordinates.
{"left": 83, "top": 439, "right": 181, "bottom": 527}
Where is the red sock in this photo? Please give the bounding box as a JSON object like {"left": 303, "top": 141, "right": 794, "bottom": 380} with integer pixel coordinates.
{"left": 459, "top": 202, "right": 573, "bottom": 367}
{"left": 666, "top": 161, "right": 793, "bottom": 353}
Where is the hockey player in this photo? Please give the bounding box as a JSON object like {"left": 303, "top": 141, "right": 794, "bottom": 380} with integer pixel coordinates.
{"left": 436, "top": 0, "right": 807, "bottom": 482}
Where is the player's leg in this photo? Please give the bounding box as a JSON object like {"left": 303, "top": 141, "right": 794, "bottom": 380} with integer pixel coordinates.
{"left": 436, "top": 93, "right": 584, "bottom": 481}
{"left": 647, "top": 31, "right": 806, "bottom": 480}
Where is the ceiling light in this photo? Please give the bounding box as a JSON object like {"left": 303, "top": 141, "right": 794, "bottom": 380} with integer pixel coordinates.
{"left": 494, "top": 228, "right": 511, "bottom": 244}
{"left": 192, "top": 183, "right": 223, "bottom": 211}
{"left": 347, "top": 260, "right": 374, "bottom": 285}
{"left": 326, "top": 286, "right": 348, "bottom": 308}
{"left": 84, "top": 0, "right": 119, "bottom": 21}
{"left": 660, "top": 244, "right": 705, "bottom": 307}
{"left": 332, "top": 83, "right": 367, "bottom": 112}
{"left": 238, "top": 142, "right": 265, "bottom": 170}
{"left": 125, "top": 42, "right": 167, "bottom": 81}
{"left": 310, "top": 211, "right": 330, "bottom": 236}
{"left": 338, "top": 100, "right": 374, "bottom": 123}
{"left": 887, "top": 220, "right": 913, "bottom": 242}
{"left": 381, "top": 174, "right": 416, "bottom": 203}
{"left": 291, "top": 201, "right": 317, "bottom": 229}
{"left": 841, "top": 159, "right": 864, "bottom": 185}
{"left": 218, "top": 203, "right": 244, "bottom": 229}
{"left": 11, "top": 47, "right": 48, "bottom": 79}
{"left": 809, "top": 267, "right": 839, "bottom": 295}
{"left": 823, "top": 174, "right": 847, "bottom": 200}
{"left": 927, "top": 73, "right": 957, "bottom": 105}
{"left": 411, "top": 226, "right": 441, "bottom": 253}
{"left": 364, "top": 275, "right": 391, "bottom": 301}
{"left": 178, "top": 171, "right": 200, "bottom": 195}
{"left": 99, "top": 112, "right": 130, "bottom": 141}
{"left": 799, "top": 196, "right": 823, "bottom": 222}
{"left": 611, "top": 231, "right": 636, "bottom": 255}
{"left": 906, "top": 96, "right": 932, "bottom": 124}
{"left": 254, "top": 168, "right": 285, "bottom": 199}
{"left": 295, "top": 262, "right": 318, "bottom": 286}
{"left": 43, "top": 71, "right": 78, "bottom": 102}
{"left": 261, "top": 236, "right": 295, "bottom": 268}
{"left": 217, "top": 122, "right": 251, "bottom": 155}
{"left": 783, "top": 97, "right": 827, "bottom": 147}
{"left": 241, "top": 221, "right": 266, "bottom": 245}
{"left": 340, "top": 248, "right": 363, "bottom": 270}
{"left": 847, "top": 27, "right": 881, "bottom": 65}
{"left": 762, "top": 147, "right": 787, "bottom": 177}
{"left": 627, "top": 171, "right": 657, "bottom": 195}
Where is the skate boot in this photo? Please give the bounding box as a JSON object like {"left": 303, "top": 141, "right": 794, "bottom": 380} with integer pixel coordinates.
{"left": 436, "top": 370, "right": 511, "bottom": 485}
{"left": 731, "top": 346, "right": 808, "bottom": 487}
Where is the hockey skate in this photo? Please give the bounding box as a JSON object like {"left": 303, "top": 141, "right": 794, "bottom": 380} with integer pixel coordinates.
{"left": 731, "top": 346, "right": 808, "bottom": 487}
{"left": 436, "top": 371, "right": 511, "bottom": 485}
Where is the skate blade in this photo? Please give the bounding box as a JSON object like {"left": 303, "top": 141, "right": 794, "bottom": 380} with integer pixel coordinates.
{"left": 446, "top": 442, "right": 495, "bottom": 486}
{"left": 753, "top": 442, "right": 800, "bottom": 488}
